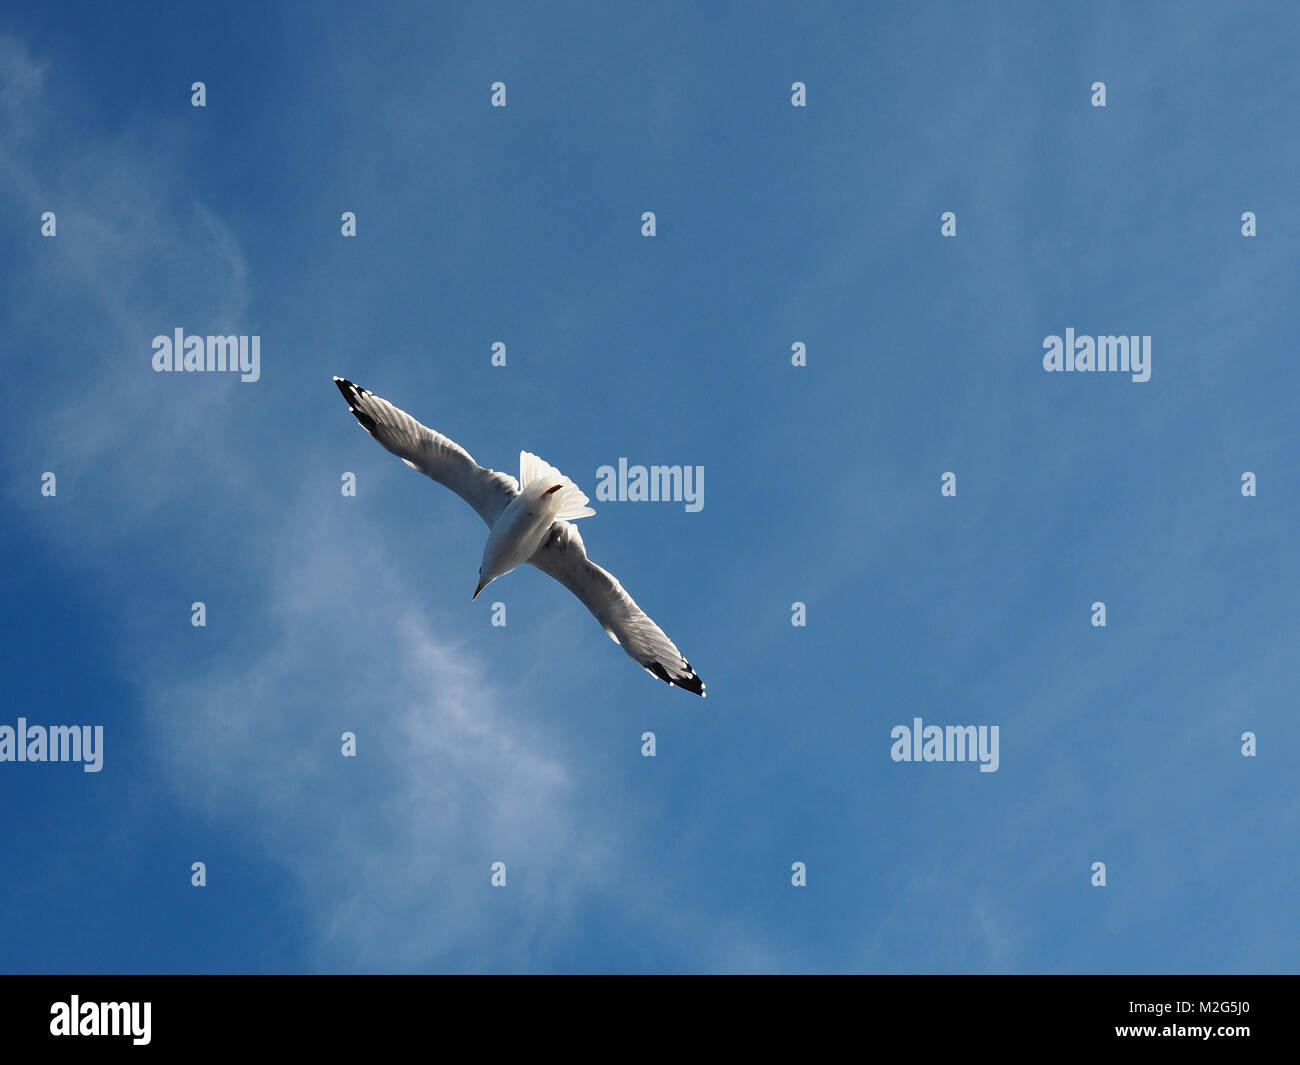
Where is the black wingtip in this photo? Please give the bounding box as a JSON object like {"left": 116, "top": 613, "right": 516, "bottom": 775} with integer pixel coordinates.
{"left": 334, "top": 376, "right": 378, "bottom": 435}
{"left": 645, "top": 660, "right": 706, "bottom": 697}
{"left": 678, "top": 665, "right": 707, "bottom": 698}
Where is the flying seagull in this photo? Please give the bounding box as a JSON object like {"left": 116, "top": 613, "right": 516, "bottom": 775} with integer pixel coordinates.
{"left": 333, "top": 377, "right": 705, "bottom": 696}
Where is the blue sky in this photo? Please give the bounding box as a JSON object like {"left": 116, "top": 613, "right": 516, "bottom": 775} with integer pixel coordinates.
{"left": 1, "top": 1, "right": 1297, "bottom": 973}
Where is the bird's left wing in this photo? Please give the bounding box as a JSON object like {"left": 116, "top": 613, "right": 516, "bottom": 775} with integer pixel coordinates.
{"left": 334, "top": 377, "right": 518, "bottom": 527}
{"left": 528, "top": 521, "right": 705, "bottom": 696}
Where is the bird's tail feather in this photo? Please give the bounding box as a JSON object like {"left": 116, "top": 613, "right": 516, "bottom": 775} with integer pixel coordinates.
{"left": 519, "top": 450, "right": 596, "bottom": 520}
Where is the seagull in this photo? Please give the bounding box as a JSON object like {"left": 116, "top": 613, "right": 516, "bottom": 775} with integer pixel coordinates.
{"left": 333, "top": 377, "right": 705, "bottom": 696}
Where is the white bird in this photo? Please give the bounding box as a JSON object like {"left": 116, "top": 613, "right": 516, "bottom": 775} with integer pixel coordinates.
{"left": 333, "top": 377, "right": 705, "bottom": 696}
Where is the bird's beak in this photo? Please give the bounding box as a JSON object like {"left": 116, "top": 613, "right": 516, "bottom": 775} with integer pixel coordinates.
{"left": 472, "top": 579, "right": 486, "bottom": 601}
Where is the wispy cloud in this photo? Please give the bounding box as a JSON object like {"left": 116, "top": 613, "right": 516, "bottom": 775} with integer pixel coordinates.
{"left": 0, "top": 31, "right": 794, "bottom": 972}
{"left": 147, "top": 517, "right": 609, "bottom": 971}
{"left": 0, "top": 32, "right": 612, "bottom": 971}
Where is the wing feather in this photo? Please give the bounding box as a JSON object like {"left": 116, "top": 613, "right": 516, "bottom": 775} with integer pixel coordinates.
{"left": 334, "top": 377, "right": 517, "bottom": 526}
{"left": 529, "top": 521, "right": 705, "bottom": 696}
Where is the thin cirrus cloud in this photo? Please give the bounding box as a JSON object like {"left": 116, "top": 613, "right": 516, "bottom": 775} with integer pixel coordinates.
{"left": 9, "top": 5, "right": 1299, "bottom": 976}
{"left": 0, "top": 34, "right": 590, "bottom": 970}
{"left": 0, "top": 33, "right": 782, "bottom": 971}
{"left": 147, "top": 524, "right": 600, "bottom": 971}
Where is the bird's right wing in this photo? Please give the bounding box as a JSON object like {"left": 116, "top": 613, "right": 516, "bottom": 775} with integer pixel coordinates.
{"left": 529, "top": 520, "right": 705, "bottom": 696}
{"left": 334, "top": 377, "right": 518, "bottom": 527}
